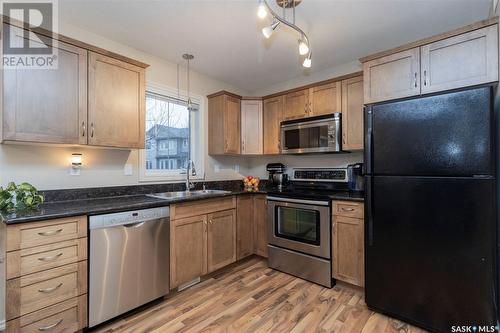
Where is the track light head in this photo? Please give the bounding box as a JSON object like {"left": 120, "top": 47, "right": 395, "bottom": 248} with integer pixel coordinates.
{"left": 262, "top": 20, "right": 280, "bottom": 39}
{"left": 257, "top": 0, "right": 267, "bottom": 19}
{"left": 298, "top": 35, "right": 309, "bottom": 55}
{"left": 302, "top": 53, "right": 312, "bottom": 68}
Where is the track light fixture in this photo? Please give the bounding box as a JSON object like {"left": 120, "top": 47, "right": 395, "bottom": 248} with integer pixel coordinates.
{"left": 258, "top": 0, "right": 312, "bottom": 68}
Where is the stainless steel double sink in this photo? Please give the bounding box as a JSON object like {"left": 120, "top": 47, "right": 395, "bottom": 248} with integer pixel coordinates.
{"left": 146, "top": 189, "right": 232, "bottom": 200}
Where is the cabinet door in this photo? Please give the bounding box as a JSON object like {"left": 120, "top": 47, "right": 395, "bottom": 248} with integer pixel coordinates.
{"left": 253, "top": 195, "right": 268, "bottom": 258}
{"left": 263, "top": 96, "right": 284, "bottom": 155}
{"left": 170, "top": 215, "right": 207, "bottom": 289}
{"left": 284, "top": 89, "right": 309, "bottom": 120}
{"left": 421, "top": 25, "right": 498, "bottom": 94}
{"left": 3, "top": 25, "right": 87, "bottom": 144}
{"left": 241, "top": 100, "right": 263, "bottom": 155}
{"left": 332, "top": 215, "right": 364, "bottom": 287}
{"left": 236, "top": 196, "right": 254, "bottom": 260}
{"left": 224, "top": 96, "right": 241, "bottom": 154}
{"left": 309, "top": 82, "right": 342, "bottom": 117}
{"left": 207, "top": 209, "right": 236, "bottom": 273}
{"left": 88, "top": 52, "right": 145, "bottom": 148}
{"left": 363, "top": 48, "right": 420, "bottom": 104}
{"left": 341, "top": 76, "right": 364, "bottom": 150}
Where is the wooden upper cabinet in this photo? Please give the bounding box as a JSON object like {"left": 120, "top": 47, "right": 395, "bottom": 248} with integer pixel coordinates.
{"left": 263, "top": 95, "right": 284, "bottom": 155}
{"left": 170, "top": 215, "right": 207, "bottom": 289}
{"left": 284, "top": 89, "right": 309, "bottom": 121}
{"left": 421, "top": 25, "right": 498, "bottom": 94}
{"left": 241, "top": 99, "right": 263, "bottom": 155}
{"left": 208, "top": 92, "right": 241, "bottom": 155}
{"left": 309, "top": 82, "right": 342, "bottom": 117}
{"left": 88, "top": 52, "right": 145, "bottom": 149}
{"left": 341, "top": 76, "right": 364, "bottom": 150}
{"left": 363, "top": 47, "right": 420, "bottom": 104}
{"left": 207, "top": 209, "right": 236, "bottom": 273}
{"left": 2, "top": 25, "right": 87, "bottom": 144}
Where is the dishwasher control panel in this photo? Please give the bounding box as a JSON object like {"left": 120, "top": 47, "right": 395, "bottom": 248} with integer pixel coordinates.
{"left": 89, "top": 206, "right": 170, "bottom": 229}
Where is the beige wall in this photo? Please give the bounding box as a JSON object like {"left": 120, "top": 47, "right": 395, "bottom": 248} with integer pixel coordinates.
{"left": 0, "top": 22, "right": 252, "bottom": 190}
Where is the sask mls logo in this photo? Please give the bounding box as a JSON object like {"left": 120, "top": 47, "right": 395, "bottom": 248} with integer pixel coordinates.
{"left": 1, "top": 0, "right": 58, "bottom": 69}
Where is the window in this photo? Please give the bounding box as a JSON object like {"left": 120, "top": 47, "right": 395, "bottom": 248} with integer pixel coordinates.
{"left": 139, "top": 82, "right": 203, "bottom": 181}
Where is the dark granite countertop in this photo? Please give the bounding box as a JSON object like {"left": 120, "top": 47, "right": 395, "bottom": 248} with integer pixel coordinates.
{"left": 1, "top": 182, "right": 363, "bottom": 224}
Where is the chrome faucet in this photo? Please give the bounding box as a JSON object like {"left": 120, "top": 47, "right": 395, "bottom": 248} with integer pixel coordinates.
{"left": 185, "top": 160, "right": 196, "bottom": 191}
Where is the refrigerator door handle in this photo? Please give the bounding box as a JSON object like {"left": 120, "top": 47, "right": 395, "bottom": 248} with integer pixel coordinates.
{"left": 364, "top": 106, "right": 373, "bottom": 175}
{"left": 366, "top": 176, "right": 374, "bottom": 246}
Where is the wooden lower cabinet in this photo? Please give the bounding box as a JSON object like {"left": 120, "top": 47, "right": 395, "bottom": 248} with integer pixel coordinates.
{"left": 207, "top": 210, "right": 237, "bottom": 272}
{"left": 253, "top": 195, "right": 268, "bottom": 258}
{"left": 6, "top": 294, "right": 87, "bottom": 333}
{"left": 236, "top": 196, "right": 254, "bottom": 260}
{"left": 170, "top": 197, "right": 237, "bottom": 289}
{"left": 170, "top": 214, "right": 208, "bottom": 289}
{"left": 332, "top": 201, "right": 365, "bottom": 287}
{"left": 5, "top": 216, "right": 88, "bottom": 332}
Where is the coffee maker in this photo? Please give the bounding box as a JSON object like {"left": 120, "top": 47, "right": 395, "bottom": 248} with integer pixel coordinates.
{"left": 266, "top": 163, "right": 288, "bottom": 189}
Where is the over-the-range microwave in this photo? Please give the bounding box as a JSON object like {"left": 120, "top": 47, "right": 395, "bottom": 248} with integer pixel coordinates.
{"left": 280, "top": 113, "right": 341, "bottom": 154}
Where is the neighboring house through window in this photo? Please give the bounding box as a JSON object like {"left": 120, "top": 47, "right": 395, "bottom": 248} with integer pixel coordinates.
{"left": 139, "top": 83, "right": 203, "bottom": 181}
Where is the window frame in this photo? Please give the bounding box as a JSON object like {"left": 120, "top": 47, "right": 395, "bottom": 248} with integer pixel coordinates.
{"left": 139, "top": 81, "right": 205, "bottom": 182}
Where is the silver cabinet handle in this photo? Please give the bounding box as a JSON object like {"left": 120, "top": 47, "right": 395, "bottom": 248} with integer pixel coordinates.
{"left": 414, "top": 72, "right": 418, "bottom": 88}
{"left": 423, "top": 70, "right": 427, "bottom": 86}
{"left": 38, "top": 229, "right": 62, "bottom": 237}
{"left": 341, "top": 207, "right": 355, "bottom": 211}
{"left": 38, "top": 253, "right": 63, "bottom": 262}
{"left": 90, "top": 123, "right": 95, "bottom": 138}
{"left": 81, "top": 122, "right": 86, "bottom": 137}
{"left": 38, "top": 282, "right": 63, "bottom": 293}
{"left": 38, "top": 319, "right": 63, "bottom": 331}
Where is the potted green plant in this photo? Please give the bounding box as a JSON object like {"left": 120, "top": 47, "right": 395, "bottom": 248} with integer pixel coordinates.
{"left": 0, "top": 182, "right": 44, "bottom": 213}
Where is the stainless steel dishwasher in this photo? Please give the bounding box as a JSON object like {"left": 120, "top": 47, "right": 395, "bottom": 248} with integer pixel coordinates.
{"left": 89, "top": 206, "right": 170, "bottom": 327}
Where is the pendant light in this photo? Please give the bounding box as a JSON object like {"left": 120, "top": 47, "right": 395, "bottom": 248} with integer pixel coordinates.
{"left": 257, "top": 0, "right": 312, "bottom": 68}
{"left": 182, "top": 53, "right": 194, "bottom": 111}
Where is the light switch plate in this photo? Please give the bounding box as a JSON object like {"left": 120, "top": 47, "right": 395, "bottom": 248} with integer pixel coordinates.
{"left": 214, "top": 164, "right": 220, "bottom": 173}
{"left": 124, "top": 164, "right": 133, "bottom": 176}
{"left": 234, "top": 164, "right": 240, "bottom": 173}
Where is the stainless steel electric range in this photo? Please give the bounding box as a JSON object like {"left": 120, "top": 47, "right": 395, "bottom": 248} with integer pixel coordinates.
{"left": 266, "top": 167, "right": 359, "bottom": 288}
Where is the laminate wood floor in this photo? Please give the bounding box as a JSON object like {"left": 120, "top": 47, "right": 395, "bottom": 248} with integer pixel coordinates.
{"left": 90, "top": 257, "right": 428, "bottom": 333}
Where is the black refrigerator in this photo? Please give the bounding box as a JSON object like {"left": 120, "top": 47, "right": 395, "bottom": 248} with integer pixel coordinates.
{"left": 364, "top": 86, "right": 497, "bottom": 333}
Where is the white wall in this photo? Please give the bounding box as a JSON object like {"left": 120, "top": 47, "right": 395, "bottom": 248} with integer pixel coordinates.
{"left": 0, "top": 22, "right": 252, "bottom": 190}
{"left": 250, "top": 60, "right": 362, "bottom": 96}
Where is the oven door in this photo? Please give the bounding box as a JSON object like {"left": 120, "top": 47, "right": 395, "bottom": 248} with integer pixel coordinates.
{"left": 267, "top": 197, "right": 330, "bottom": 259}
{"left": 280, "top": 116, "right": 340, "bottom": 154}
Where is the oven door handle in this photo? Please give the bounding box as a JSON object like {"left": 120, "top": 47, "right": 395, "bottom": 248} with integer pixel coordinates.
{"left": 266, "top": 196, "right": 330, "bottom": 206}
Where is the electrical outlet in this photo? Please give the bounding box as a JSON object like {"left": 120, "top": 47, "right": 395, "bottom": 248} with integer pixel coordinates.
{"left": 124, "top": 164, "right": 133, "bottom": 176}
{"left": 214, "top": 164, "right": 220, "bottom": 173}
{"left": 234, "top": 164, "right": 240, "bottom": 173}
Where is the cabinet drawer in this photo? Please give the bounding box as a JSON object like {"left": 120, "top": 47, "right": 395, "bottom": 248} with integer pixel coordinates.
{"left": 7, "top": 216, "right": 87, "bottom": 251}
{"left": 6, "top": 295, "right": 87, "bottom": 333}
{"left": 7, "top": 262, "right": 87, "bottom": 320}
{"left": 171, "top": 196, "right": 236, "bottom": 220}
{"left": 333, "top": 201, "right": 364, "bottom": 218}
{"left": 7, "top": 239, "right": 87, "bottom": 279}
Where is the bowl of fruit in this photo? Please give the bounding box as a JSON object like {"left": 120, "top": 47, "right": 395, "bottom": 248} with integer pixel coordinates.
{"left": 243, "top": 176, "right": 260, "bottom": 191}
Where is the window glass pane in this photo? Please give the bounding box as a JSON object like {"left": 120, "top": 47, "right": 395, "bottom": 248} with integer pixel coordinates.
{"left": 145, "top": 92, "right": 190, "bottom": 171}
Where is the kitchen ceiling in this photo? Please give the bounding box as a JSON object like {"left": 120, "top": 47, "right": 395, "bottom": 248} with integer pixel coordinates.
{"left": 59, "top": 0, "right": 492, "bottom": 93}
